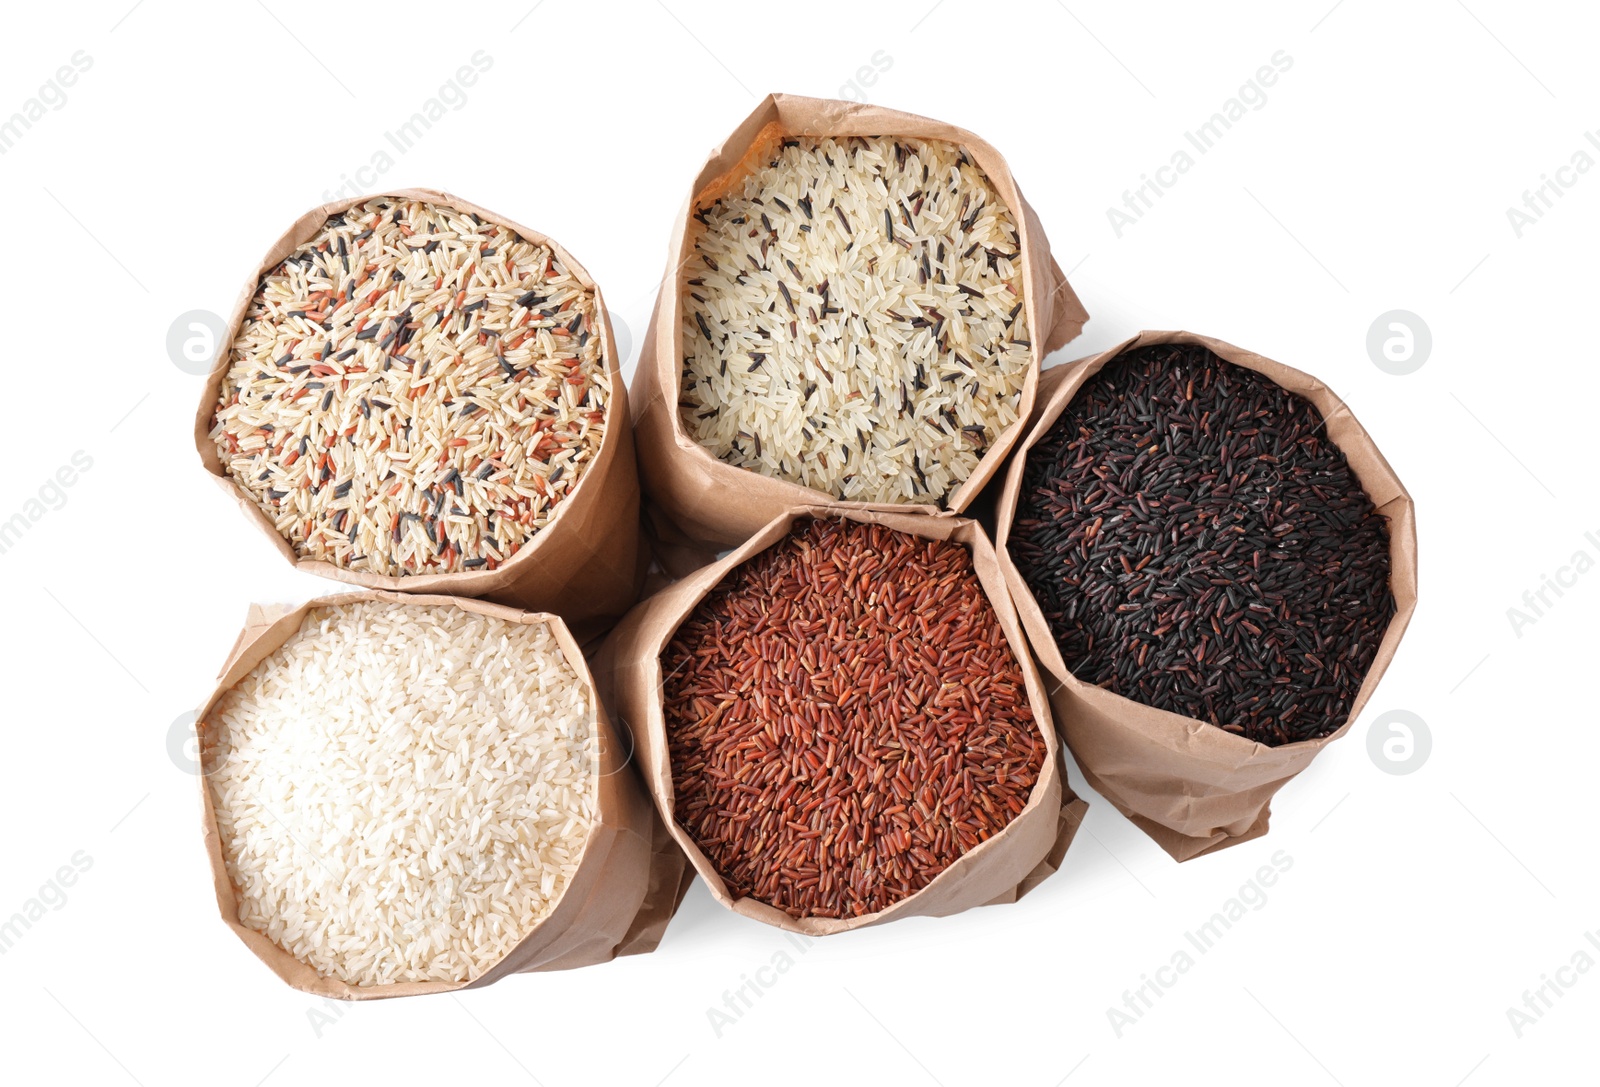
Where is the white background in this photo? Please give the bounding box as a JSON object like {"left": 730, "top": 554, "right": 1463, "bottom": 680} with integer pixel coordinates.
{"left": 1, "top": 1, "right": 1592, "bottom": 1083}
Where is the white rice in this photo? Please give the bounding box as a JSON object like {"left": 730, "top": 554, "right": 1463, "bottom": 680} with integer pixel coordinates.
{"left": 203, "top": 601, "right": 597, "bottom": 987}
{"left": 679, "top": 135, "right": 1031, "bottom": 503}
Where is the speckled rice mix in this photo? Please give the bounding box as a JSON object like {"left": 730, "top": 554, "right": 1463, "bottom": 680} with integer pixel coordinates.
{"left": 679, "top": 135, "right": 1033, "bottom": 504}
{"left": 212, "top": 197, "right": 609, "bottom": 576}
{"left": 203, "top": 601, "right": 598, "bottom": 986}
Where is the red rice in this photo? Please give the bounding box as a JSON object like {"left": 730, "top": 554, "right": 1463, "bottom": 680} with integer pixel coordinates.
{"left": 661, "top": 517, "right": 1045, "bottom": 919}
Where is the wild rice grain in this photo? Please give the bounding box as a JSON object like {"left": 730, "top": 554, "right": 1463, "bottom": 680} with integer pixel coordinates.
{"left": 1011, "top": 344, "right": 1395, "bottom": 746}
{"left": 212, "top": 198, "right": 609, "bottom": 576}
{"left": 203, "top": 601, "right": 597, "bottom": 986}
{"left": 662, "top": 517, "right": 1045, "bottom": 919}
{"left": 679, "top": 137, "right": 1030, "bottom": 504}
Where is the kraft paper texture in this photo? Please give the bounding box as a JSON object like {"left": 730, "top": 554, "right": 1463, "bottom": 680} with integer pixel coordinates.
{"left": 193, "top": 189, "right": 646, "bottom": 640}
{"left": 192, "top": 590, "right": 691, "bottom": 1000}
{"left": 631, "top": 94, "right": 1089, "bottom": 570}
{"left": 598, "top": 506, "right": 1089, "bottom": 935}
{"left": 993, "top": 331, "right": 1418, "bottom": 861}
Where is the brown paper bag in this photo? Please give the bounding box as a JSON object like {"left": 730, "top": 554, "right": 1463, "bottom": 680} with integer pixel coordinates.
{"left": 192, "top": 590, "right": 691, "bottom": 1000}
{"left": 596, "top": 506, "right": 1089, "bottom": 935}
{"left": 193, "top": 189, "right": 645, "bottom": 640}
{"left": 994, "top": 331, "right": 1418, "bottom": 860}
{"left": 631, "top": 94, "right": 1090, "bottom": 566}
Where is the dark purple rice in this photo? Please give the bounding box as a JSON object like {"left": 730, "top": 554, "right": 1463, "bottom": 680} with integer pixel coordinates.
{"left": 1011, "top": 343, "right": 1395, "bottom": 746}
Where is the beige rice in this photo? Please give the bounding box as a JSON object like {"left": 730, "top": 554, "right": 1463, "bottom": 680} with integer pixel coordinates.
{"left": 679, "top": 136, "right": 1030, "bottom": 503}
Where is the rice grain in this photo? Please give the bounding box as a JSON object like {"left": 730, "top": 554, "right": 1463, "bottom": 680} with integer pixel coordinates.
{"left": 212, "top": 198, "right": 609, "bottom": 576}
{"left": 203, "top": 601, "right": 597, "bottom": 986}
{"left": 661, "top": 517, "right": 1045, "bottom": 919}
{"left": 678, "top": 136, "right": 1030, "bottom": 504}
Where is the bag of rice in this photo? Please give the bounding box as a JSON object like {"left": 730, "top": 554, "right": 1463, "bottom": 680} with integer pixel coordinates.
{"left": 597, "top": 507, "right": 1088, "bottom": 934}
{"left": 995, "top": 331, "right": 1418, "bottom": 860}
{"left": 631, "top": 94, "right": 1089, "bottom": 571}
{"left": 192, "top": 591, "right": 691, "bottom": 998}
{"left": 195, "top": 189, "right": 644, "bottom": 637}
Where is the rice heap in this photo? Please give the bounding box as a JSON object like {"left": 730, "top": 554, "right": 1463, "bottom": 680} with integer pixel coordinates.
{"left": 212, "top": 197, "right": 609, "bottom": 576}
{"left": 662, "top": 517, "right": 1046, "bottom": 919}
{"left": 679, "top": 136, "right": 1031, "bottom": 504}
{"left": 1010, "top": 344, "right": 1395, "bottom": 746}
{"left": 203, "top": 601, "right": 598, "bottom": 987}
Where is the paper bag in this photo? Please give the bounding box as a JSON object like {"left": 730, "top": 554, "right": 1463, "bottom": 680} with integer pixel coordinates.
{"left": 631, "top": 94, "right": 1089, "bottom": 569}
{"left": 193, "top": 189, "right": 645, "bottom": 640}
{"left": 993, "top": 331, "right": 1418, "bottom": 860}
{"left": 192, "top": 590, "right": 691, "bottom": 999}
{"left": 597, "top": 507, "right": 1089, "bottom": 935}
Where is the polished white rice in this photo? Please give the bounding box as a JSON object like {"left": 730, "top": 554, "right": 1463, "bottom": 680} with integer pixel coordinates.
{"left": 679, "top": 135, "right": 1031, "bottom": 503}
{"left": 204, "top": 601, "right": 597, "bottom": 987}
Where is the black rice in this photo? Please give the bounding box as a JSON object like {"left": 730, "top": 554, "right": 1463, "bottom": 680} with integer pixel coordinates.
{"left": 1010, "top": 343, "right": 1395, "bottom": 746}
